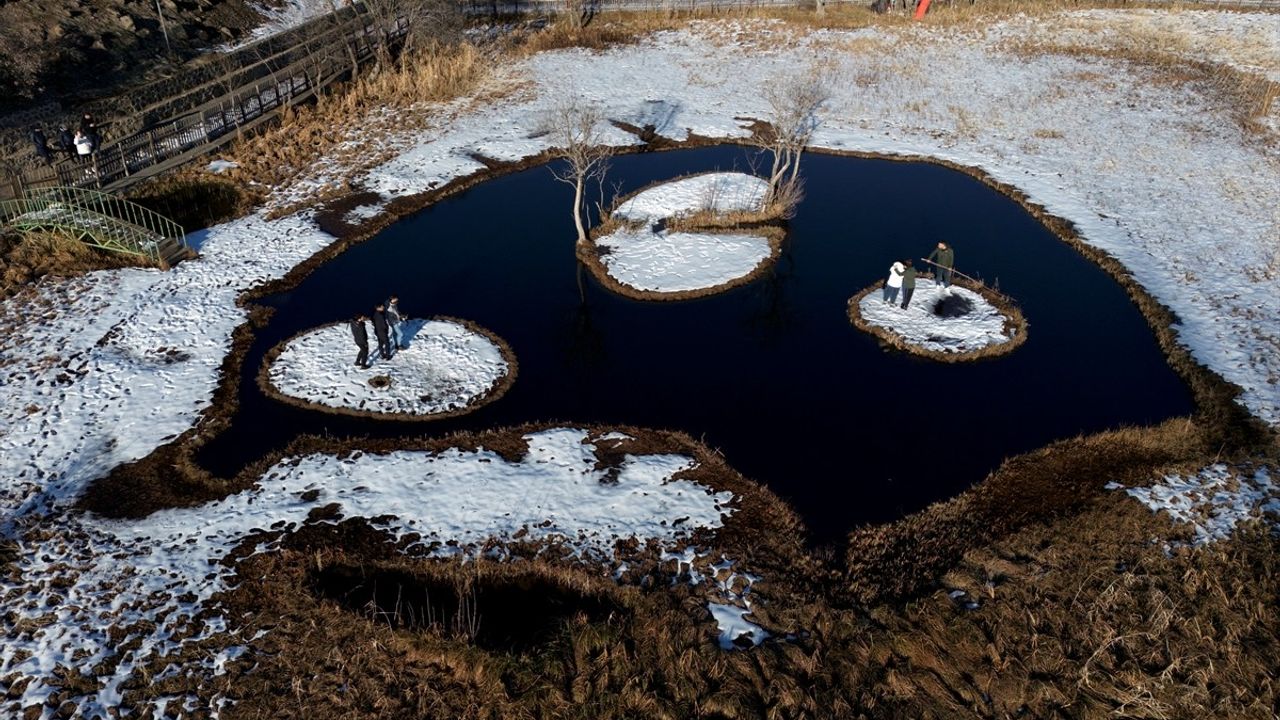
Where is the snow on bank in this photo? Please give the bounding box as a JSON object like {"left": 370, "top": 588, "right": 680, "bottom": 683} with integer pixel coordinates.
{"left": 0, "top": 211, "right": 336, "bottom": 526}
{"left": 0, "top": 429, "right": 735, "bottom": 715}
{"left": 265, "top": 319, "right": 511, "bottom": 417}
{"left": 613, "top": 172, "right": 769, "bottom": 224}
{"left": 1109, "top": 464, "right": 1280, "bottom": 547}
{"left": 664, "top": 548, "right": 769, "bottom": 650}
{"left": 855, "top": 279, "right": 1015, "bottom": 355}
{"left": 595, "top": 226, "right": 773, "bottom": 294}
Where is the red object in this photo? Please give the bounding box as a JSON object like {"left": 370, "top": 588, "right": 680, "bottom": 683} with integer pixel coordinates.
{"left": 914, "top": 0, "right": 931, "bottom": 19}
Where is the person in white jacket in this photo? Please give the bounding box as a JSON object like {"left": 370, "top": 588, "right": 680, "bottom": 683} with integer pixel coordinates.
{"left": 883, "top": 261, "right": 905, "bottom": 305}
{"left": 73, "top": 131, "right": 93, "bottom": 164}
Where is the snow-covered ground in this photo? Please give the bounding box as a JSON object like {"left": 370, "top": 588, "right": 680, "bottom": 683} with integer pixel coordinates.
{"left": 854, "top": 279, "right": 1016, "bottom": 356}
{"left": 595, "top": 227, "right": 774, "bottom": 294}
{"left": 3, "top": 7, "right": 1280, "bottom": 713}
{"left": 0, "top": 429, "right": 735, "bottom": 715}
{"left": 594, "top": 172, "right": 775, "bottom": 295}
{"left": 1109, "top": 464, "right": 1280, "bottom": 547}
{"left": 265, "top": 318, "right": 511, "bottom": 417}
{"left": 613, "top": 172, "right": 769, "bottom": 224}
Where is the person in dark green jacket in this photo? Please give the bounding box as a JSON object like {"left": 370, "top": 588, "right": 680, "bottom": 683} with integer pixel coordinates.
{"left": 899, "top": 259, "right": 917, "bottom": 309}
{"left": 927, "top": 241, "right": 955, "bottom": 288}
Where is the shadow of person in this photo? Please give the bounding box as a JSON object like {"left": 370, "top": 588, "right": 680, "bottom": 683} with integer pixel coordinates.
{"left": 398, "top": 318, "right": 430, "bottom": 349}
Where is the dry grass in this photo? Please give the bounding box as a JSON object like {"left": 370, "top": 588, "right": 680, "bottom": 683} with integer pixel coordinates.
{"left": 870, "top": 495, "right": 1280, "bottom": 719}
{"left": 126, "top": 171, "right": 262, "bottom": 233}
{"left": 846, "top": 275, "right": 1029, "bottom": 363}
{"left": 1003, "top": 16, "right": 1280, "bottom": 133}
{"left": 846, "top": 419, "right": 1214, "bottom": 605}
{"left": 0, "top": 229, "right": 156, "bottom": 300}
{"left": 221, "top": 41, "right": 491, "bottom": 204}
{"left": 96, "top": 446, "right": 1279, "bottom": 719}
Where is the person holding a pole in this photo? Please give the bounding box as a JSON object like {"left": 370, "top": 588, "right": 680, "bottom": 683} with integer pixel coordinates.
{"left": 926, "top": 241, "right": 955, "bottom": 290}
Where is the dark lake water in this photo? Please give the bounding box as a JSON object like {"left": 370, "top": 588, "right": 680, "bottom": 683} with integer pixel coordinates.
{"left": 199, "top": 145, "right": 1194, "bottom": 547}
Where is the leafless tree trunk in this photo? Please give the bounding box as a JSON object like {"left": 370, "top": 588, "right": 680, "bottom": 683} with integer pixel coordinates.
{"left": 759, "top": 68, "right": 830, "bottom": 211}
{"left": 544, "top": 99, "right": 612, "bottom": 247}
{"left": 361, "top": 0, "right": 464, "bottom": 65}
{"left": 560, "top": 0, "right": 597, "bottom": 31}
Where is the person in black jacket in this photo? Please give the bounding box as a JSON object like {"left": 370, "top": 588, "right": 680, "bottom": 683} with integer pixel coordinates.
{"left": 350, "top": 315, "right": 370, "bottom": 369}
{"left": 899, "top": 259, "right": 918, "bottom": 310}
{"left": 30, "top": 126, "right": 52, "bottom": 165}
{"left": 57, "top": 126, "right": 75, "bottom": 160}
{"left": 85, "top": 123, "right": 102, "bottom": 154}
{"left": 371, "top": 304, "right": 393, "bottom": 360}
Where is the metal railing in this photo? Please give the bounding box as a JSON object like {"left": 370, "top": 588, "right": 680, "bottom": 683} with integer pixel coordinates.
{"left": 0, "top": 186, "right": 188, "bottom": 265}
{"left": 6, "top": 11, "right": 408, "bottom": 197}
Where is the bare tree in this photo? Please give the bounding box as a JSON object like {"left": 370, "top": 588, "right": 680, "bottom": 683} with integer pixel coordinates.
{"left": 559, "top": 0, "right": 600, "bottom": 32}
{"left": 544, "top": 99, "right": 612, "bottom": 247}
{"left": 759, "top": 69, "right": 830, "bottom": 211}
{"left": 360, "top": 0, "right": 465, "bottom": 66}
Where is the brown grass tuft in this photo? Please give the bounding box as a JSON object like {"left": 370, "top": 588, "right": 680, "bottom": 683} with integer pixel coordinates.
{"left": 126, "top": 171, "right": 262, "bottom": 233}
{"left": 0, "top": 229, "right": 156, "bottom": 299}
{"left": 223, "top": 41, "right": 491, "bottom": 206}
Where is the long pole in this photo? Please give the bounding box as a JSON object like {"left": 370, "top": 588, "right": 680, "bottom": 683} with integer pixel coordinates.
{"left": 155, "top": 0, "right": 173, "bottom": 56}
{"left": 918, "top": 257, "right": 981, "bottom": 285}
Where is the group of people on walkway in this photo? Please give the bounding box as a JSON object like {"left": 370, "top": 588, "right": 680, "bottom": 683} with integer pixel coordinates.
{"left": 29, "top": 114, "right": 103, "bottom": 167}
{"left": 349, "top": 296, "right": 405, "bottom": 369}
{"left": 882, "top": 241, "right": 955, "bottom": 309}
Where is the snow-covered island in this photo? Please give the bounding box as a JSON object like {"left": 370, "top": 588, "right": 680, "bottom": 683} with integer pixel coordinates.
{"left": 584, "top": 172, "right": 784, "bottom": 300}
{"left": 261, "top": 317, "right": 516, "bottom": 419}
{"left": 849, "top": 278, "right": 1027, "bottom": 360}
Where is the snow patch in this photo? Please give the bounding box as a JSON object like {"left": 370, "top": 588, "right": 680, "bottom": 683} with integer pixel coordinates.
{"left": 266, "top": 319, "right": 510, "bottom": 417}
{"left": 856, "top": 279, "right": 1014, "bottom": 355}
{"left": 614, "top": 172, "right": 768, "bottom": 224}
{"left": 1113, "top": 464, "right": 1280, "bottom": 546}
{"left": 343, "top": 201, "right": 386, "bottom": 224}
{"left": 206, "top": 159, "right": 240, "bottom": 173}
{"left": 596, "top": 227, "right": 772, "bottom": 294}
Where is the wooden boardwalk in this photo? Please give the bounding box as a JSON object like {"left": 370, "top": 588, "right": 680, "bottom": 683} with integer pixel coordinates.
{"left": 4, "top": 8, "right": 407, "bottom": 200}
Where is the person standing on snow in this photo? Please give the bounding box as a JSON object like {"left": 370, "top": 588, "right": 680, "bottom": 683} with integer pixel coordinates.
{"left": 899, "top": 260, "right": 917, "bottom": 309}
{"left": 350, "top": 315, "right": 370, "bottom": 369}
{"left": 883, "top": 261, "right": 905, "bottom": 305}
{"left": 926, "top": 241, "right": 955, "bottom": 289}
{"left": 386, "top": 295, "right": 405, "bottom": 350}
{"left": 372, "top": 303, "right": 393, "bottom": 360}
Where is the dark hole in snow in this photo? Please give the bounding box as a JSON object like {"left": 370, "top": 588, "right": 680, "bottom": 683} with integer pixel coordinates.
{"left": 311, "top": 564, "right": 624, "bottom": 653}
{"left": 368, "top": 375, "right": 392, "bottom": 389}
{"left": 932, "top": 293, "right": 974, "bottom": 319}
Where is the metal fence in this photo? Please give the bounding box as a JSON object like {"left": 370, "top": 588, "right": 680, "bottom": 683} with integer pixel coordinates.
{"left": 0, "top": 186, "right": 189, "bottom": 265}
